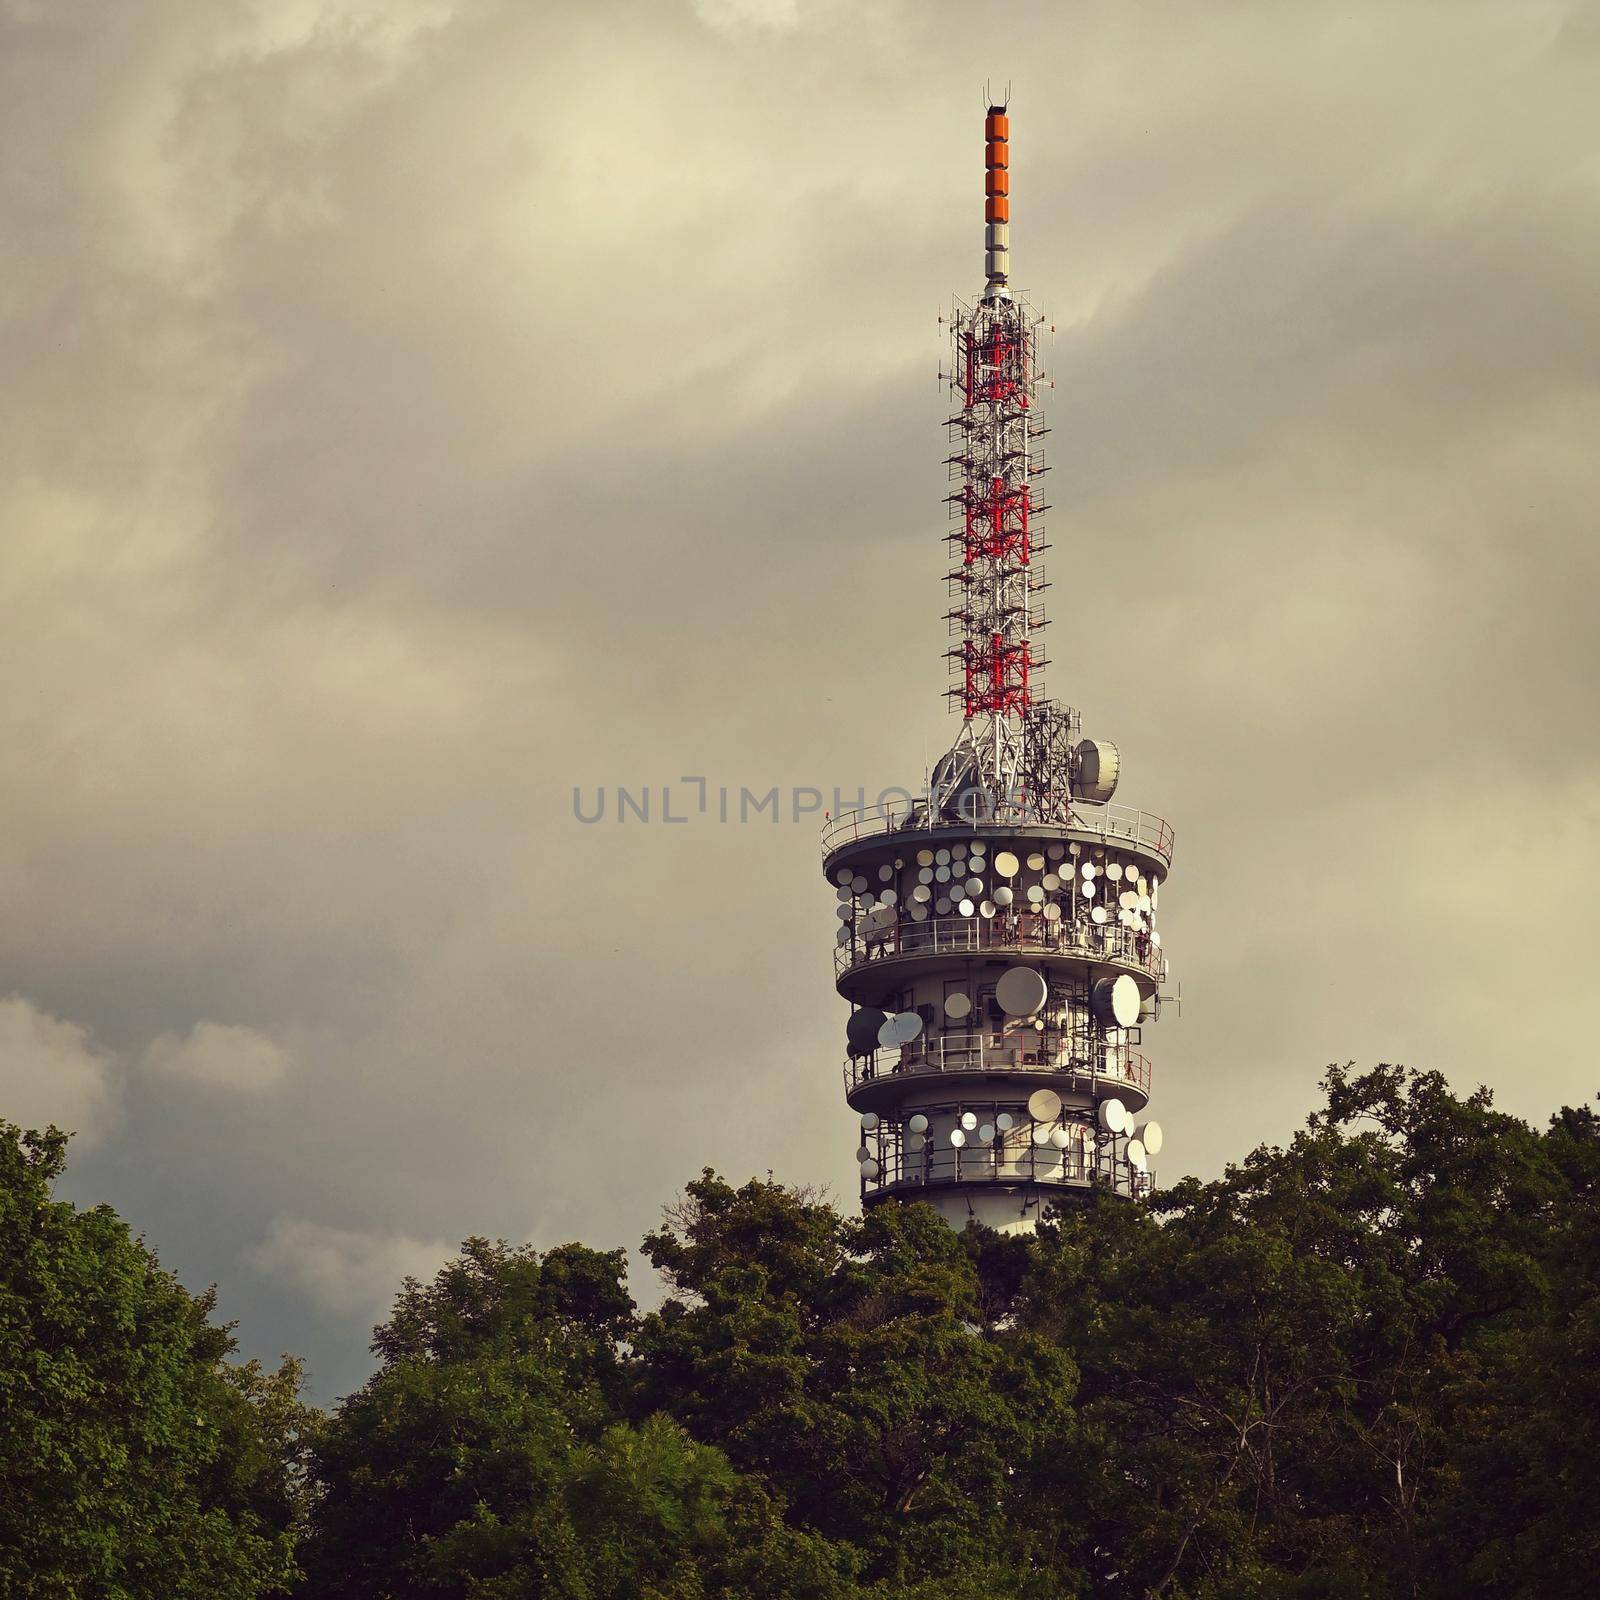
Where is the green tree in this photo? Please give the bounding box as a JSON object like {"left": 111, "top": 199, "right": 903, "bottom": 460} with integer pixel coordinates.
{"left": 0, "top": 1122, "right": 306, "bottom": 1598}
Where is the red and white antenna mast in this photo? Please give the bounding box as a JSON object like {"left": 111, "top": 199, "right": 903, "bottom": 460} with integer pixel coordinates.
{"left": 938, "top": 99, "right": 1052, "bottom": 815}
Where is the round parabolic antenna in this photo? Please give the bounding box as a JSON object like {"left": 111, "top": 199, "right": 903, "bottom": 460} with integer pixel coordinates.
{"left": 1098, "top": 1096, "right": 1129, "bottom": 1134}
{"left": 836, "top": 885, "right": 853, "bottom": 903}
{"left": 906, "top": 1132, "right": 925, "bottom": 1153}
{"left": 1126, "top": 1138, "right": 1147, "bottom": 1172}
{"left": 856, "top": 1146, "right": 871, "bottom": 1164}
{"left": 935, "top": 848, "right": 950, "bottom": 865}
{"left": 1119, "top": 889, "right": 1137, "bottom": 910}
{"left": 1047, "top": 843, "right": 1065, "bottom": 860}
{"left": 836, "top": 928, "right": 850, "bottom": 946}
{"left": 1032, "top": 1122, "right": 1054, "bottom": 1145}
{"left": 876, "top": 1017, "right": 900, "bottom": 1048}
{"left": 993, "top": 885, "right": 1014, "bottom": 907}
{"left": 917, "top": 866, "right": 934, "bottom": 884}
{"left": 994, "top": 851, "right": 1020, "bottom": 877}
{"left": 1080, "top": 860, "right": 1096, "bottom": 879}
{"left": 1091, "top": 905, "right": 1108, "bottom": 925}
{"left": 1050, "top": 1125, "right": 1071, "bottom": 1149}
{"left": 846, "top": 1008, "right": 888, "bottom": 1053}
{"left": 1139, "top": 1120, "right": 1164, "bottom": 1155}
{"left": 835, "top": 903, "right": 852, "bottom": 922}
{"left": 916, "top": 849, "right": 934, "bottom": 867}
{"left": 1042, "top": 873, "right": 1059, "bottom": 891}
{"left": 996, "top": 1111, "right": 1014, "bottom": 1132}
{"left": 908, "top": 1112, "right": 929, "bottom": 1134}
{"left": 1028, "top": 1087, "right": 1063, "bottom": 1121}
{"left": 1080, "top": 880, "right": 1096, "bottom": 899}
{"left": 943, "top": 992, "right": 972, "bottom": 1020}
{"left": 911, "top": 883, "right": 931, "bottom": 902}
{"left": 996, "top": 965, "right": 1048, "bottom": 1016}
{"left": 970, "top": 839, "right": 986, "bottom": 855}
{"left": 862, "top": 1158, "right": 880, "bottom": 1179}
{"left": 835, "top": 867, "right": 854, "bottom": 885}
{"left": 958, "top": 897, "right": 975, "bottom": 917}
{"left": 879, "top": 888, "right": 898, "bottom": 906}
{"left": 979, "top": 898, "right": 996, "bottom": 918}
{"left": 1027, "top": 852, "right": 1046, "bottom": 871}
{"left": 1111, "top": 974, "right": 1141, "bottom": 1026}
{"left": 949, "top": 1128, "right": 966, "bottom": 1148}
{"left": 909, "top": 903, "right": 929, "bottom": 923}
{"left": 1044, "top": 902, "right": 1061, "bottom": 921}
{"left": 1075, "top": 738, "right": 1121, "bottom": 803}
{"left": 1106, "top": 862, "right": 1123, "bottom": 883}
{"left": 1026, "top": 884, "right": 1044, "bottom": 904}
{"left": 964, "top": 876, "right": 984, "bottom": 897}
{"left": 860, "top": 1111, "right": 879, "bottom": 1131}
{"left": 935, "top": 865, "right": 951, "bottom": 883}
{"left": 977, "top": 1122, "right": 995, "bottom": 1143}
{"left": 960, "top": 1111, "right": 978, "bottom": 1130}
{"left": 878, "top": 864, "right": 893, "bottom": 881}
{"left": 1152, "top": 930, "right": 1162, "bottom": 947}
{"left": 888, "top": 1011, "right": 923, "bottom": 1044}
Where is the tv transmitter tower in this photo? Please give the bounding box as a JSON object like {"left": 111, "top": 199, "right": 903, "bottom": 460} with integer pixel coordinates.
{"left": 821, "top": 101, "right": 1177, "bottom": 1232}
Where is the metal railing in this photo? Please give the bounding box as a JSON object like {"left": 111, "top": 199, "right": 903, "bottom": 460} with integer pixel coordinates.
{"left": 863, "top": 1136, "right": 1153, "bottom": 1201}
{"left": 835, "top": 914, "right": 1167, "bottom": 985}
{"left": 820, "top": 798, "right": 1174, "bottom": 867}
{"left": 844, "top": 1033, "right": 1152, "bottom": 1098}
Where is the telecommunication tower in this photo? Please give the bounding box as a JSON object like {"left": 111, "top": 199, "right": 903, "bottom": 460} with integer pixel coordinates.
{"left": 820, "top": 102, "right": 1177, "bottom": 1233}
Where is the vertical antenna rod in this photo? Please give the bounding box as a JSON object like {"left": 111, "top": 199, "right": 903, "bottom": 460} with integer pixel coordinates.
{"left": 985, "top": 103, "right": 1010, "bottom": 296}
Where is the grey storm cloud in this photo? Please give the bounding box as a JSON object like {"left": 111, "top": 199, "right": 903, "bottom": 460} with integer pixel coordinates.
{"left": 2, "top": 0, "right": 1597, "bottom": 1397}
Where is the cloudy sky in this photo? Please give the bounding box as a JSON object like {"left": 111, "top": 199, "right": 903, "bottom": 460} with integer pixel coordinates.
{"left": 3, "top": 0, "right": 1597, "bottom": 1398}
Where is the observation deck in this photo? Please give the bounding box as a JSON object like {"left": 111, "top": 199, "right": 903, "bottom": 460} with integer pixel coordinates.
{"left": 836, "top": 911, "right": 1167, "bottom": 993}
{"left": 821, "top": 799, "right": 1174, "bottom": 874}
{"left": 844, "top": 1033, "right": 1152, "bottom": 1114}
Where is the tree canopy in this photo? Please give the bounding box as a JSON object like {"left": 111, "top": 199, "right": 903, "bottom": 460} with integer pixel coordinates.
{"left": 4, "top": 1065, "right": 1597, "bottom": 1597}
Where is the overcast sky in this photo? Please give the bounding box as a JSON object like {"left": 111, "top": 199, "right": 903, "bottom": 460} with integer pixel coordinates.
{"left": 3, "top": 0, "right": 1597, "bottom": 1400}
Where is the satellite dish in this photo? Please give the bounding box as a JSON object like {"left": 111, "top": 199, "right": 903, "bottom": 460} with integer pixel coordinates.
{"left": 917, "top": 867, "right": 935, "bottom": 885}
{"left": 994, "top": 851, "right": 1020, "bottom": 877}
{"left": 846, "top": 1009, "right": 888, "bottom": 1053}
{"left": 909, "top": 903, "right": 929, "bottom": 923}
{"left": 1137, "top": 875, "right": 1148, "bottom": 895}
{"left": 877, "top": 1017, "right": 900, "bottom": 1048}
{"left": 1027, "top": 1087, "right": 1063, "bottom": 1121}
{"left": 878, "top": 864, "right": 893, "bottom": 882}
{"left": 1119, "top": 890, "right": 1137, "bottom": 910}
{"left": 1075, "top": 738, "right": 1121, "bottom": 803}
{"left": 969, "top": 840, "right": 987, "bottom": 857}
{"left": 1042, "top": 873, "right": 1059, "bottom": 891}
{"left": 1098, "top": 1097, "right": 1128, "bottom": 1134}
{"left": 958, "top": 897, "right": 975, "bottom": 917}
{"left": 978, "top": 1122, "right": 995, "bottom": 1142}
{"left": 944, "top": 992, "right": 972, "bottom": 1020}
{"left": 836, "top": 886, "right": 853, "bottom": 903}
{"left": 836, "top": 928, "right": 850, "bottom": 946}
{"left": 1032, "top": 1122, "right": 1054, "bottom": 1145}
{"left": 935, "top": 896, "right": 953, "bottom": 915}
{"left": 835, "top": 868, "right": 854, "bottom": 886}
{"left": 935, "top": 866, "right": 952, "bottom": 883}
{"left": 1046, "top": 843, "right": 1065, "bottom": 860}
{"left": 851, "top": 875, "right": 869, "bottom": 893}
{"left": 1126, "top": 1138, "right": 1147, "bottom": 1172}
{"left": 906, "top": 1133, "right": 925, "bottom": 1153}
{"left": 1080, "top": 880, "right": 1096, "bottom": 899}
{"left": 979, "top": 899, "right": 996, "bottom": 918}
{"left": 996, "top": 1111, "right": 1014, "bottom": 1131}
{"left": 912, "top": 883, "right": 932, "bottom": 902}
{"left": 964, "top": 876, "right": 984, "bottom": 897}
{"left": 1026, "top": 852, "right": 1046, "bottom": 871}
{"left": 908, "top": 1112, "right": 930, "bottom": 1134}
{"left": 1138, "top": 1120, "right": 1163, "bottom": 1155}
{"left": 836, "top": 904, "right": 852, "bottom": 922}
{"left": 996, "top": 965, "right": 1048, "bottom": 1016}
{"left": 1091, "top": 905, "right": 1108, "bottom": 925}
{"left": 917, "top": 849, "right": 934, "bottom": 867}
{"left": 1137, "top": 893, "right": 1151, "bottom": 912}
{"left": 888, "top": 1011, "right": 924, "bottom": 1044}
{"left": 950, "top": 1128, "right": 967, "bottom": 1147}
{"left": 1080, "top": 861, "right": 1096, "bottom": 879}
{"left": 880, "top": 888, "right": 899, "bottom": 906}
{"left": 993, "top": 885, "right": 1015, "bottom": 907}
{"left": 1067, "top": 842, "right": 1082, "bottom": 855}
{"left": 862, "top": 1158, "right": 880, "bottom": 1179}
{"left": 1106, "top": 862, "right": 1123, "bottom": 883}
{"left": 861, "top": 1111, "right": 879, "bottom": 1130}
{"left": 1091, "top": 975, "right": 1141, "bottom": 1026}
{"left": 856, "top": 1146, "right": 872, "bottom": 1164}
{"left": 1050, "top": 1125, "right": 1071, "bottom": 1149}
{"left": 960, "top": 1111, "right": 978, "bottom": 1130}
{"left": 1044, "top": 903, "right": 1061, "bottom": 921}
{"left": 935, "top": 849, "right": 951, "bottom": 865}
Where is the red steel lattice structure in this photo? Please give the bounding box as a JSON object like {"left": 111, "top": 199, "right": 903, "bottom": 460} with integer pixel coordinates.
{"left": 942, "top": 106, "right": 1051, "bottom": 792}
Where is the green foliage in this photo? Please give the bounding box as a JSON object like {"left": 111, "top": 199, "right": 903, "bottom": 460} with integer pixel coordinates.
{"left": 8, "top": 1067, "right": 1599, "bottom": 1598}
{"left": 0, "top": 1121, "right": 306, "bottom": 1598}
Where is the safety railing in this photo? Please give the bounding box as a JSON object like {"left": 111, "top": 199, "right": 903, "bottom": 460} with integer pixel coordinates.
{"left": 863, "top": 1136, "right": 1152, "bottom": 1201}
{"left": 820, "top": 798, "right": 1174, "bottom": 867}
{"left": 835, "top": 913, "right": 1167, "bottom": 985}
{"left": 844, "top": 1034, "right": 1152, "bottom": 1098}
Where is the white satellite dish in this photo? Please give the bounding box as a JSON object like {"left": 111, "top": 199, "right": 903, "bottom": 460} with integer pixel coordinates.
{"left": 1046, "top": 843, "right": 1065, "bottom": 860}
{"left": 856, "top": 1146, "right": 871, "bottom": 1164}
{"left": 1092, "top": 974, "right": 1141, "bottom": 1027}
{"left": 877, "top": 864, "right": 893, "bottom": 882}
{"left": 993, "top": 885, "right": 1014, "bottom": 907}
{"left": 1138, "top": 1120, "right": 1163, "bottom": 1155}
{"left": 994, "top": 851, "right": 1020, "bottom": 877}
{"left": 958, "top": 897, "right": 975, "bottom": 917}
{"left": 906, "top": 1133, "right": 925, "bottom": 1153}
{"left": 996, "top": 1112, "right": 1014, "bottom": 1131}
{"left": 949, "top": 1128, "right": 967, "bottom": 1148}
{"left": 1151, "top": 931, "right": 1161, "bottom": 947}
{"left": 964, "top": 876, "right": 984, "bottom": 897}
{"left": 1091, "top": 905, "right": 1108, "bottom": 925}
{"left": 969, "top": 840, "right": 987, "bottom": 857}
{"left": 978, "top": 1122, "right": 995, "bottom": 1142}
{"left": 996, "top": 965, "right": 1048, "bottom": 1016}
{"left": 1042, "top": 873, "right": 1059, "bottom": 891}
{"left": 888, "top": 1011, "right": 923, "bottom": 1044}
{"left": 908, "top": 1112, "right": 930, "bottom": 1134}
{"left": 935, "top": 849, "right": 951, "bottom": 865}
{"left": 835, "top": 868, "right": 854, "bottom": 886}
{"left": 1032, "top": 1122, "right": 1054, "bottom": 1145}
{"left": 1106, "top": 862, "right": 1123, "bottom": 883}
{"left": 1026, "top": 852, "right": 1045, "bottom": 871}
{"left": 1080, "top": 880, "right": 1096, "bottom": 899}
{"left": 1067, "top": 842, "right": 1082, "bottom": 856}
{"left": 943, "top": 992, "right": 972, "bottom": 1020}
{"left": 862, "top": 1158, "right": 881, "bottom": 1179}
{"left": 861, "top": 1111, "right": 879, "bottom": 1130}
{"left": 960, "top": 1110, "right": 978, "bottom": 1130}
{"left": 877, "top": 1017, "right": 900, "bottom": 1048}
{"left": 935, "top": 866, "right": 951, "bottom": 883}
{"left": 1025, "top": 885, "right": 1043, "bottom": 905}
{"left": 1126, "top": 1138, "right": 1147, "bottom": 1172}
{"left": 917, "top": 867, "right": 935, "bottom": 885}
{"left": 1080, "top": 861, "right": 1096, "bottom": 879}
{"left": 1027, "top": 1087, "right": 1063, "bottom": 1121}
{"left": 1050, "top": 1125, "right": 1071, "bottom": 1149}
{"left": 1098, "top": 1097, "right": 1128, "bottom": 1134}
{"left": 1119, "top": 890, "right": 1137, "bottom": 910}
{"left": 935, "top": 896, "right": 953, "bottom": 915}
{"left": 1044, "top": 903, "right": 1061, "bottom": 921}
{"left": 880, "top": 888, "right": 899, "bottom": 906}
{"left": 911, "top": 883, "right": 931, "bottom": 903}
{"left": 916, "top": 849, "right": 934, "bottom": 867}
{"left": 979, "top": 899, "right": 996, "bottom": 918}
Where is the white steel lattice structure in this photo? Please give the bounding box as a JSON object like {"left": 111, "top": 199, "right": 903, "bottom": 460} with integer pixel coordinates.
{"left": 820, "top": 102, "right": 1178, "bottom": 1233}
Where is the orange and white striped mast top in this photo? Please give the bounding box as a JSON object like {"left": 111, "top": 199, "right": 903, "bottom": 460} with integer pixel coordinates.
{"left": 984, "top": 103, "right": 1010, "bottom": 297}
